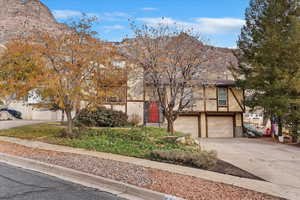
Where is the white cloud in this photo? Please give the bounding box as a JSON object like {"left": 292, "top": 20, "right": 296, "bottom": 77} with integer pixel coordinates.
{"left": 52, "top": 10, "right": 82, "bottom": 19}
{"left": 194, "top": 18, "right": 245, "bottom": 34}
{"left": 138, "top": 17, "right": 176, "bottom": 25}
{"left": 103, "top": 25, "right": 125, "bottom": 31}
{"left": 101, "top": 12, "right": 130, "bottom": 21}
{"left": 141, "top": 7, "right": 158, "bottom": 11}
{"left": 137, "top": 17, "right": 245, "bottom": 34}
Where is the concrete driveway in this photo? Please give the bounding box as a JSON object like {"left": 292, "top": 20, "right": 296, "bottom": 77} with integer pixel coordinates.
{"left": 0, "top": 120, "right": 47, "bottom": 130}
{"left": 200, "top": 138, "right": 300, "bottom": 191}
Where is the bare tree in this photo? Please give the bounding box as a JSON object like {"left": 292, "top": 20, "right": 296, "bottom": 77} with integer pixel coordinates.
{"left": 124, "top": 22, "right": 208, "bottom": 134}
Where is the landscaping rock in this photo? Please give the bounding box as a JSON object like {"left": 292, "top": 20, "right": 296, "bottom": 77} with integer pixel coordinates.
{"left": 175, "top": 137, "right": 186, "bottom": 145}
{"left": 176, "top": 136, "right": 200, "bottom": 146}
{"left": 0, "top": 141, "right": 284, "bottom": 200}
{"left": 0, "top": 111, "right": 14, "bottom": 121}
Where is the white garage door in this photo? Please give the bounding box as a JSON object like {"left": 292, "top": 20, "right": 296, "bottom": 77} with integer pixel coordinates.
{"left": 174, "top": 116, "right": 199, "bottom": 138}
{"left": 207, "top": 116, "right": 234, "bottom": 138}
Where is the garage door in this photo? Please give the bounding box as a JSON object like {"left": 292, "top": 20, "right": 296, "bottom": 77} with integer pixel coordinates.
{"left": 207, "top": 116, "right": 234, "bottom": 138}
{"left": 174, "top": 116, "right": 199, "bottom": 138}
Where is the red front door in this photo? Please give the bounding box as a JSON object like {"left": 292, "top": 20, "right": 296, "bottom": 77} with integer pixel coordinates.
{"left": 148, "top": 102, "right": 160, "bottom": 123}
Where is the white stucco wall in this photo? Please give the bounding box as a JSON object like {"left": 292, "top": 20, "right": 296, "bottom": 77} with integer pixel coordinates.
{"left": 9, "top": 102, "right": 61, "bottom": 121}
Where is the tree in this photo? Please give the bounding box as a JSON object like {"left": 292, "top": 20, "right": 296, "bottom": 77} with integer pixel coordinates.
{"left": 0, "top": 15, "right": 123, "bottom": 137}
{"left": 124, "top": 23, "right": 207, "bottom": 134}
{"left": 233, "top": 0, "right": 300, "bottom": 137}
{"left": 0, "top": 38, "right": 46, "bottom": 105}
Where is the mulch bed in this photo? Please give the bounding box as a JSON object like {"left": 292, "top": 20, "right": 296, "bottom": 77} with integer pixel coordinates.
{"left": 0, "top": 141, "right": 284, "bottom": 200}
{"left": 151, "top": 158, "right": 264, "bottom": 181}
{"left": 210, "top": 160, "right": 265, "bottom": 181}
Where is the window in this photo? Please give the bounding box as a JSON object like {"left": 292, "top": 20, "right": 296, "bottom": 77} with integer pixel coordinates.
{"left": 182, "top": 88, "right": 194, "bottom": 109}
{"left": 102, "top": 87, "right": 126, "bottom": 103}
{"left": 218, "top": 88, "right": 228, "bottom": 106}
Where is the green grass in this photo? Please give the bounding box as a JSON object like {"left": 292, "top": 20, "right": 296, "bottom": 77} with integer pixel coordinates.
{"left": 0, "top": 123, "right": 196, "bottom": 158}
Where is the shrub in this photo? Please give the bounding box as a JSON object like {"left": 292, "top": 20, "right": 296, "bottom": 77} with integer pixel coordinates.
{"left": 150, "top": 149, "right": 217, "bottom": 169}
{"left": 128, "top": 114, "right": 142, "bottom": 126}
{"left": 76, "top": 107, "right": 128, "bottom": 127}
{"left": 87, "top": 128, "right": 147, "bottom": 142}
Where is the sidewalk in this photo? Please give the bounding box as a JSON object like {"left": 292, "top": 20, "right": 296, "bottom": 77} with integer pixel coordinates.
{"left": 0, "top": 136, "right": 298, "bottom": 200}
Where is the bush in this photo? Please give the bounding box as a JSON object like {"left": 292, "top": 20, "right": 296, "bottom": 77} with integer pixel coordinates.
{"left": 150, "top": 149, "right": 217, "bottom": 169}
{"left": 128, "top": 114, "right": 142, "bottom": 126}
{"left": 76, "top": 107, "right": 128, "bottom": 127}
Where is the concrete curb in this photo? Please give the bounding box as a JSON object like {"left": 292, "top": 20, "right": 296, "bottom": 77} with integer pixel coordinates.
{"left": 0, "top": 152, "right": 184, "bottom": 200}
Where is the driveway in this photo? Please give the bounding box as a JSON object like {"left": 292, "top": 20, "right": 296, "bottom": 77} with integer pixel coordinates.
{"left": 0, "top": 120, "right": 47, "bottom": 130}
{"left": 0, "top": 162, "right": 126, "bottom": 200}
{"left": 200, "top": 138, "right": 300, "bottom": 190}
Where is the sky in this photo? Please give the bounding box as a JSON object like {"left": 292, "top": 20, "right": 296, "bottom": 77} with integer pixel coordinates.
{"left": 41, "top": 0, "right": 250, "bottom": 48}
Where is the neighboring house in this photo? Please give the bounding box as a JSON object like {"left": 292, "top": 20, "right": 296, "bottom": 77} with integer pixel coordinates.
{"left": 244, "top": 111, "right": 264, "bottom": 128}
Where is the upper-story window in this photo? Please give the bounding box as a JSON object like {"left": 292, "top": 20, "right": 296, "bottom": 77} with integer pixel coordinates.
{"left": 218, "top": 87, "right": 228, "bottom": 106}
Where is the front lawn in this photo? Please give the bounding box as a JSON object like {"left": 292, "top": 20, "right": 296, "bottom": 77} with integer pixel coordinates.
{"left": 0, "top": 123, "right": 195, "bottom": 158}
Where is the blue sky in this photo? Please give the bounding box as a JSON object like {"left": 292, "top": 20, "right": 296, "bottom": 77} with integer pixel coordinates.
{"left": 42, "top": 0, "right": 250, "bottom": 48}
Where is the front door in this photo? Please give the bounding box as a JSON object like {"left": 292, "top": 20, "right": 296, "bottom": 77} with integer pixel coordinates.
{"left": 148, "top": 102, "right": 160, "bottom": 123}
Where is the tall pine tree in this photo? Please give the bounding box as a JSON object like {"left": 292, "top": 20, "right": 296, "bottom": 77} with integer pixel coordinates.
{"left": 234, "top": 0, "right": 300, "bottom": 137}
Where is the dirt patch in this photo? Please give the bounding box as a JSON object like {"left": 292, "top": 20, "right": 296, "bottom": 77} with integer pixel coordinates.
{"left": 0, "top": 141, "right": 284, "bottom": 200}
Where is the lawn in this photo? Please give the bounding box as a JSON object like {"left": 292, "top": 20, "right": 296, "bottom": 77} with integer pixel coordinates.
{"left": 0, "top": 123, "right": 196, "bottom": 158}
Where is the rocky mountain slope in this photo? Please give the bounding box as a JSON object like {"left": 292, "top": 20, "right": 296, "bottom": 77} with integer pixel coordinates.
{"left": 0, "top": 0, "right": 237, "bottom": 81}
{"left": 0, "top": 0, "right": 64, "bottom": 44}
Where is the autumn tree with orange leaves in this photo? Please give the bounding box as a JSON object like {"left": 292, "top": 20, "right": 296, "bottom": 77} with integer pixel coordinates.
{"left": 0, "top": 16, "right": 124, "bottom": 136}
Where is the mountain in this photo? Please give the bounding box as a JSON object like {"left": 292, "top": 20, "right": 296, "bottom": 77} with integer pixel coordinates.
{"left": 120, "top": 36, "right": 238, "bottom": 83}
{"left": 0, "top": 0, "right": 64, "bottom": 44}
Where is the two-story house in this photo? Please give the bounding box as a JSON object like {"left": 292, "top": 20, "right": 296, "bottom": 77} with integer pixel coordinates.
{"left": 4, "top": 41, "right": 244, "bottom": 138}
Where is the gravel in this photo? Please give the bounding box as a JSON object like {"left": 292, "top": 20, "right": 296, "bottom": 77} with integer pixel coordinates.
{"left": 0, "top": 141, "right": 284, "bottom": 200}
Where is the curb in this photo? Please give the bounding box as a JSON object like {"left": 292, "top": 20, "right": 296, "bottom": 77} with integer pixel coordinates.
{"left": 0, "top": 152, "right": 184, "bottom": 200}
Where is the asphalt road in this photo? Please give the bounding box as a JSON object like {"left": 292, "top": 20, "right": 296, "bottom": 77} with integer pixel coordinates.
{"left": 0, "top": 162, "right": 127, "bottom": 200}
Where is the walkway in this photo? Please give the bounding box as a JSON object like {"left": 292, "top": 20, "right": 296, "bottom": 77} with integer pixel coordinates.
{"left": 0, "top": 120, "right": 47, "bottom": 130}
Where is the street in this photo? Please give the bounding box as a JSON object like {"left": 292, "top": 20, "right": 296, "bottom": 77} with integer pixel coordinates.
{"left": 0, "top": 162, "right": 127, "bottom": 200}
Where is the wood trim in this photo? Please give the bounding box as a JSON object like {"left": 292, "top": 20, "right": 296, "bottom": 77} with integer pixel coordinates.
{"left": 205, "top": 111, "right": 241, "bottom": 114}
{"left": 179, "top": 112, "right": 200, "bottom": 116}
{"left": 241, "top": 113, "right": 244, "bottom": 134}
{"left": 203, "top": 87, "right": 207, "bottom": 112}
{"left": 216, "top": 87, "right": 219, "bottom": 112}
{"left": 198, "top": 114, "right": 201, "bottom": 138}
{"left": 205, "top": 114, "right": 208, "bottom": 138}
{"left": 127, "top": 100, "right": 145, "bottom": 102}
{"left": 227, "top": 87, "right": 229, "bottom": 112}
{"left": 103, "top": 102, "right": 126, "bottom": 106}
{"left": 229, "top": 88, "right": 245, "bottom": 112}
{"left": 233, "top": 114, "right": 236, "bottom": 137}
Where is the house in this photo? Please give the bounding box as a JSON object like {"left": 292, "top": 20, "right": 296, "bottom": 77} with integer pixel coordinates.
{"left": 0, "top": 0, "right": 244, "bottom": 138}
{"left": 2, "top": 40, "right": 244, "bottom": 138}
